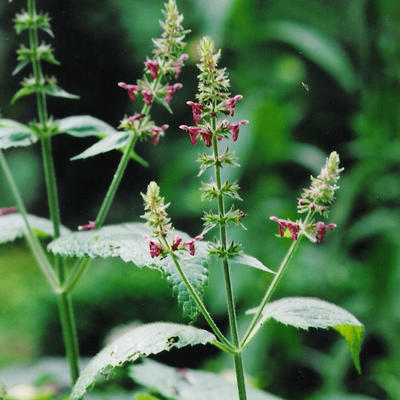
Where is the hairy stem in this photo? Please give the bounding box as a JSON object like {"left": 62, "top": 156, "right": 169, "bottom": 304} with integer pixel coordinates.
{"left": 28, "top": 0, "right": 80, "bottom": 383}
{"left": 211, "top": 125, "right": 247, "bottom": 400}
{"left": 0, "top": 150, "right": 59, "bottom": 291}
{"left": 166, "top": 246, "right": 233, "bottom": 350}
{"left": 241, "top": 211, "right": 313, "bottom": 348}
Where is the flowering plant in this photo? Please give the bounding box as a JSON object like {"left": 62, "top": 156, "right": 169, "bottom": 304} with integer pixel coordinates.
{"left": 0, "top": 1, "right": 364, "bottom": 400}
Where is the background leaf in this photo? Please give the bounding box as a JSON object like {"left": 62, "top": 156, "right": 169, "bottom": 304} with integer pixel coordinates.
{"left": 130, "top": 359, "right": 284, "bottom": 400}
{"left": 247, "top": 297, "right": 364, "bottom": 372}
{"left": 71, "top": 132, "right": 130, "bottom": 160}
{"left": 57, "top": 115, "right": 118, "bottom": 138}
{"left": 0, "top": 213, "right": 70, "bottom": 244}
{"left": 48, "top": 223, "right": 208, "bottom": 319}
{"left": 0, "top": 119, "right": 37, "bottom": 149}
{"left": 70, "top": 323, "right": 216, "bottom": 400}
{"left": 232, "top": 253, "right": 275, "bottom": 274}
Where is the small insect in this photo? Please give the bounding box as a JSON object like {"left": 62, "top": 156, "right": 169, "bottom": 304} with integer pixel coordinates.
{"left": 301, "top": 82, "right": 310, "bottom": 93}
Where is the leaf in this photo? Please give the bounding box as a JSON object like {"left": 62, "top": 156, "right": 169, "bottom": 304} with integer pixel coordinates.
{"left": 44, "top": 84, "right": 79, "bottom": 99}
{"left": 0, "top": 213, "right": 70, "bottom": 244}
{"left": 247, "top": 297, "right": 364, "bottom": 373}
{"left": 232, "top": 253, "right": 275, "bottom": 274}
{"left": 0, "top": 119, "right": 38, "bottom": 149}
{"left": 130, "top": 359, "right": 285, "bottom": 400}
{"left": 71, "top": 132, "right": 130, "bottom": 160}
{"left": 70, "top": 323, "right": 216, "bottom": 400}
{"left": 48, "top": 223, "right": 209, "bottom": 319}
{"left": 57, "top": 115, "right": 118, "bottom": 138}
{"left": 11, "top": 85, "right": 37, "bottom": 104}
{"left": 12, "top": 59, "right": 30, "bottom": 75}
{"left": 262, "top": 21, "right": 358, "bottom": 92}
{"left": 319, "top": 395, "right": 378, "bottom": 400}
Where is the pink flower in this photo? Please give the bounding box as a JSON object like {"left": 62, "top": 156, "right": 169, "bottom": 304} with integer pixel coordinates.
{"left": 165, "top": 83, "right": 183, "bottom": 104}
{"left": 78, "top": 221, "right": 96, "bottom": 231}
{"left": 171, "top": 234, "right": 183, "bottom": 251}
{"left": 149, "top": 239, "right": 163, "bottom": 258}
{"left": 125, "top": 113, "right": 146, "bottom": 123}
{"left": 0, "top": 206, "right": 17, "bottom": 216}
{"left": 179, "top": 125, "right": 211, "bottom": 146}
{"left": 118, "top": 82, "right": 140, "bottom": 102}
{"left": 315, "top": 222, "right": 336, "bottom": 243}
{"left": 229, "top": 120, "right": 248, "bottom": 142}
{"left": 149, "top": 124, "right": 169, "bottom": 146}
{"left": 224, "top": 94, "right": 243, "bottom": 117}
{"left": 184, "top": 235, "right": 203, "bottom": 256}
{"left": 142, "top": 90, "right": 153, "bottom": 106}
{"left": 199, "top": 130, "right": 212, "bottom": 147}
{"left": 146, "top": 60, "right": 159, "bottom": 79}
{"left": 186, "top": 101, "right": 203, "bottom": 124}
{"left": 270, "top": 216, "right": 299, "bottom": 241}
{"left": 173, "top": 53, "right": 189, "bottom": 77}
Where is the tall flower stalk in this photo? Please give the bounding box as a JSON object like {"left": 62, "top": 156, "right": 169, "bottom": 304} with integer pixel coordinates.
{"left": 180, "top": 37, "right": 249, "bottom": 399}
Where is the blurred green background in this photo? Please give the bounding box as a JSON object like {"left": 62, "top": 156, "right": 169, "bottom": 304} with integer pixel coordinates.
{"left": 1, "top": 0, "right": 400, "bottom": 399}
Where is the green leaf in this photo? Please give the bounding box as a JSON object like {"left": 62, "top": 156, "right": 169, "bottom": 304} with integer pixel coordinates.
{"left": 57, "top": 115, "right": 118, "bottom": 138}
{"left": 0, "top": 119, "right": 38, "bottom": 149}
{"left": 136, "top": 394, "right": 161, "bottom": 400}
{"left": 0, "top": 213, "right": 70, "bottom": 244}
{"left": 154, "top": 95, "right": 173, "bottom": 114}
{"left": 130, "top": 359, "right": 285, "bottom": 400}
{"left": 247, "top": 297, "right": 364, "bottom": 373}
{"left": 319, "top": 395, "right": 378, "bottom": 400}
{"left": 44, "top": 85, "right": 79, "bottom": 99}
{"left": 262, "top": 21, "right": 357, "bottom": 92}
{"left": 48, "top": 223, "right": 209, "bottom": 319}
{"left": 12, "top": 59, "right": 30, "bottom": 75}
{"left": 71, "top": 132, "right": 130, "bottom": 160}
{"left": 70, "top": 323, "right": 216, "bottom": 400}
{"left": 232, "top": 253, "right": 275, "bottom": 274}
{"left": 11, "top": 85, "right": 37, "bottom": 104}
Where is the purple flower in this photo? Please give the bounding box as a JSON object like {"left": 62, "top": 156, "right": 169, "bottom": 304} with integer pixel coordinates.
{"left": 165, "top": 83, "right": 183, "bottom": 103}
{"left": 149, "top": 124, "right": 169, "bottom": 146}
{"left": 125, "top": 113, "right": 146, "bottom": 124}
{"left": 270, "top": 216, "right": 300, "bottom": 241}
{"left": 142, "top": 90, "right": 153, "bottom": 106}
{"left": 146, "top": 60, "right": 159, "bottom": 79}
{"left": 184, "top": 235, "right": 203, "bottom": 256}
{"left": 229, "top": 120, "right": 248, "bottom": 142}
{"left": 315, "top": 222, "right": 336, "bottom": 243}
{"left": 224, "top": 94, "right": 243, "bottom": 117}
{"left": 179, "top": 125, "right": 211, "bottom": 147}
{"left": 118, "top": 82, "right": 140, "bottom": 102}
{"left": 0, "top": 206, "right": 17, "bottom": 216}
{"left": 149, "top": 239, "right": 163, "bottom": 258}
{"left": 173, "top": 53, "right": 189, "bottom": 77}
{"left": 78, "top": 221, "right": 96, "bottom": 231}
{"left": 171, "top": 234, "right": 183, "bottom": 250}
{"left": 186, "top": 101, "right": 204, "bottom": 124}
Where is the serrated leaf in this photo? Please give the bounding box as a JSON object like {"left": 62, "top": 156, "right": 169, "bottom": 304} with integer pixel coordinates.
{"left": 71, "top": 132, "right": 130, "bottom": 160}
{"left": 48, "top": 223, "right": 209, "bottom": 319}
{"left": 57, "top": 115, "right": 118, "bottom": 138}
{"left": 0, "top": 213, "right": 70, "bottom": 243}
{"left": 44, "top": 85, "right": 79, "bottom": 99}
{"left": 247, "top": 297, "right": 364, "bottom": 373}
{"left": 70, "top": 323, "right": 216, "bottom": 400}
{"left": 0, "top": 119, "right": 38, "bottom": 149}
{"left": 130, "top": 359, "right": 284, "bottom": 400}
{"left": 232, "top": 253, "right": 275, "bottom": 274}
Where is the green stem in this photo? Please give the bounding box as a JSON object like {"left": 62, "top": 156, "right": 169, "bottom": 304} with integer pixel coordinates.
{"left": 169, "top": 251, "right": 234, "bottom": 351}
{"left": 27, "top": 0, "right": 80, "bottom": 383}
{"left": 241, "top": 211, "right": 312, "bottom": 348}
{"left": 0, "top": 150, "right": 59, "bottom": 291}
{"left": 63, "top": 75, "right": 162, "bottom": 294}
{"left": 211, "top": 128, "right": 247, "bottom": 399}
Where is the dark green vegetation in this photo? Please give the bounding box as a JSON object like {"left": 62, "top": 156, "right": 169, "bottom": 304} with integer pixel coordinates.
{"left": 0, "top": 0, "right": 399, "bottom": 399}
